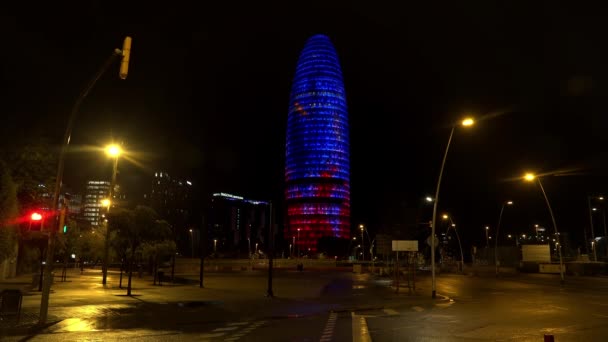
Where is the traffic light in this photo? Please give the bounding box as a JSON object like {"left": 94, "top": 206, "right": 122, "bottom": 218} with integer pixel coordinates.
{"left": 119, "top": 36, "right": 132, "bottom": 80}
{"left": 63, "top": 225, "right": 68, "bottom": 234}
{"left": 29, "top": 212, "right": 43, "bottom": 231}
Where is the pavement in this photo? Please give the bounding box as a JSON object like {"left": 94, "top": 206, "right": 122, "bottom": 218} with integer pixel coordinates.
{"left": 1, "top": 267, "right": 608, "bottom": 341}
{"left": 0, "top": 266, "right": 438, "bottom": 341}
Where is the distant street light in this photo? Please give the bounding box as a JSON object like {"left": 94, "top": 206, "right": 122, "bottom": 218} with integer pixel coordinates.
{"left": 425, "top": 196, "right": 434, "bottom": 202}
{"left": 485, "top": 226, "right": 490, "bottom": 248}
{"left": 213, "top": 239, "right": 218, "bottom": 253}
{"left": 442, "top": 214, "right": 464, "bottom": 272}
{"left": 587, "top": 195, "right": 604, "bottom": 260}
{"left": 430, "top": 117, "right": 474, "bottom": 299}
{"left": 189, "top": 229, "right": 194, "bottom": 257}
{"left": 523, "top": 172, "right": 564, "bottom": 284}
{"left": 495, "top": 200, "right": 514, "bottom": 276}
{"left": 359, "top": 224, "right": 365, "bottom": 261}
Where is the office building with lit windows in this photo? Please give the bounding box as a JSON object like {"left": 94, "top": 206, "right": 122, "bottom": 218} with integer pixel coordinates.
{"left": 83, "top": 180, "right": 111, "bottom": 227}
{"left": 285, "top": 34, "right": 351, "bottom": 253}
{"left": 207, "top": 192, "right": 269, "bottom": 258}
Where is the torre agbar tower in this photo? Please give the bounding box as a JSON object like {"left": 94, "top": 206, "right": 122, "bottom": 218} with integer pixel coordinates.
{"left": 285, "top": 34, "right": 351, "bottom": 253}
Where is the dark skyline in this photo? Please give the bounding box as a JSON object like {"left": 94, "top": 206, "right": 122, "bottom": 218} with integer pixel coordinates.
{"left": 2, "top": 2, "right": 608, "bottom": 249}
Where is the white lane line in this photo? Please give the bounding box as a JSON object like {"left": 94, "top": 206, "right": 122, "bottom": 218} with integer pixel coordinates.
{"left": 383, "top": 308, "right": 399, "bottom": 316}
{"left": 320, "top": 312, "right": 338, "bottom": 342}
{"left": 351, "top": 312, "right": 372, "bottom": 342}
{"left": 198, "top": 332, "right": 227, "bottom": 338}
{"left": 228, "top": 322, "right": 250, "bottom": 326}
{"left": 212, "top": 326, "right": 239, "bottom": 332}
{"left": 593, "top": 313, "right": 608, "bottom": 318}
{"left": 412, "top": 306, "right": 424, "bottom": 312}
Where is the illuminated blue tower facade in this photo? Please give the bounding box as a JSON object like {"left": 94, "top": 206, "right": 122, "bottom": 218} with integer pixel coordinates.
{"left": 285, "top": 34, "right": 350, "bottom": 253}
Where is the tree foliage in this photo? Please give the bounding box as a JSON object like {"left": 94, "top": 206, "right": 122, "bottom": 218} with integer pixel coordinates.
{"left": 0, "top": 160, "right": 19, "bottom": 263}
{"left": 0, "top": 139, "right": 56, "bottom": 212}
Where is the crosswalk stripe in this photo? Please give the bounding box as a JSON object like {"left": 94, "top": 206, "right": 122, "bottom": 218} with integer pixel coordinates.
{"left": 213, "top": 326, "right": 239, "bottom": 332}
{"left": 383, "top": 308, "right": 399, "bottom": 315}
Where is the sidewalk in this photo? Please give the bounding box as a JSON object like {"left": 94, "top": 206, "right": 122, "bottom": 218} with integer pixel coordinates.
{"left": 1, "top": 268, "right": 452, "bottom": 337}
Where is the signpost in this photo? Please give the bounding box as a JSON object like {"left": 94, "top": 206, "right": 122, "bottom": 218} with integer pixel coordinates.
{"left": 392, "top": 240, "right": 418, "bottom": 293}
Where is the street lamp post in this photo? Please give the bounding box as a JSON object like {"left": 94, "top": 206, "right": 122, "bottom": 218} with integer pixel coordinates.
{"left": 102, "top": 144, "right": 122, "bottom": 286}
{"left": 442, "top": 215, "right": 464, "bottom": 273}
{"left": 587, "top": 195, "right": 604, "bottom": 261}
{"left": 297, "top": 228, "right": 300, "bottom": 258}
{"left": 359, "top": 224, "right": 365, "bottom": 261}
{"left": 213, "top": 239, "right": 217, "bottom": 253}
{"left": 495, "top": 201, "right": 513, "bottom": 275}
{"left": 485, "top": 226, "right": 490, "bottom": 248}
{"left": 524, "top": 173, "right": 565, "bottom": 284}
{"left": 430, "top": 117, "right": 474, "bottom": 299}
{"left": 39, "top": 39, "right": 132, "bottom": 325}
{"left": 189, "top": 229, "right": 194, "bottom": 257}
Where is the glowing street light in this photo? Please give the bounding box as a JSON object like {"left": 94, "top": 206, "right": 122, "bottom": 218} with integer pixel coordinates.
{"left": 442, "top": 214, "right": 449, "bottom": 220}
{"left": 461, "top": 117, "right": 475, "bottom": 126}
{"left": 105, "top": 144, "right": 122, "bottom": 157}
{"left": 101, "top": 199, "right": 111, "bottom": 208}
{"left": 429, "top": 116, "right": 475, "bottom": 299}
{"left": 524, "top": 173, "right": 535, "bottom": 182}
{"left": 425, "top": 196, "right": 433, "bottom": 202}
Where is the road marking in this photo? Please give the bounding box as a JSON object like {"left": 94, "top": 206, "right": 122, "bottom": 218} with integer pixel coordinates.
{"left": 352, "top": 312, "right": 372, "bottom": 342}
{"left": 198, "top": 332, "right": 227, "bottom": 338}
{"left": 412, "top": 306, "right": 424, "bottom": 312}
{"left": 228, "top": 322, "right": 250, "bottom": 326}
{"left": 593, "top": 313, "right": 608, "bottom": 318}
{"left": 213, "top": 326, "right": 239, "bottom": 332}
{"left": 383, "top": 308, "right": 399, "bottom": 316}
{"left": 319, "top": 312, "right": 338, "bottom": 342}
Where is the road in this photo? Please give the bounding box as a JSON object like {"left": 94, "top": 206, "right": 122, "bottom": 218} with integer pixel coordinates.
{"left": 3, "top": 269, "right": 608, "bottom": 341}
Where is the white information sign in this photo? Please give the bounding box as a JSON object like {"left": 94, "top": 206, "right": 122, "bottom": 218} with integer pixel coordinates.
{"left": 392, "top": 240, "right": 418, "bottom": 252}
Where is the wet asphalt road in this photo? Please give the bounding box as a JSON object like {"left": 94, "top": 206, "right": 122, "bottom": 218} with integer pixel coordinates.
{"left": 3, "top": 271, "right": 608, "bottom": 341}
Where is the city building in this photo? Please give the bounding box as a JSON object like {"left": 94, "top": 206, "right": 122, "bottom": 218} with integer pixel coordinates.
{"left": 285, "top": 34, "right": 351, "bottom": 252}
{"left": 149, "top": 171, "right": 194, "bottom": 254}
{"left": 82, "top": 180, "right": 111, "bottom": 227}
{"left": 207, "top": 192, "right": 269, "bottom": 257}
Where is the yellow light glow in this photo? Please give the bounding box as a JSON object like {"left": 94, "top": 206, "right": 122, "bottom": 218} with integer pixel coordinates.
{"left": 101, "top": 199, "right": 111, "bottom": 207}
{"left": 105, "top": 144, "right": 122, "bottom": 157}
{"left": 524, "top": 173, "right": 536, "bottom": 182}
{"left": 507, "top": 201, "right": 513, "bottom": 205}
{"left": 461, "top": 118, "right": 475, "bottom": 127}
{"left": 442, "top": 214, "right": 449, "bottom": 220}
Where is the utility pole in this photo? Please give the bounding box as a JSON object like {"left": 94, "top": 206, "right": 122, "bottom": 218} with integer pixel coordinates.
{"left": 266, "top": 201, "right": 274, "bottom": 297}
{"left": 199, "top": 215, "right": 205, "bottom": 288}
{"left": 39, "top": 37, "right": 131, "bottom": 325}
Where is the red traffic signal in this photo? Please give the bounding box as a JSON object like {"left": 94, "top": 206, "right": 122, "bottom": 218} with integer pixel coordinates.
{"left": 31, "top": 212, "right": 43, "bottom": 221}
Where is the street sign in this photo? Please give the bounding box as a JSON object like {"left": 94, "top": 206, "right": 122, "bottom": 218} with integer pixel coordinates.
{"left": 376, "top": 234, "right": 392, "bottom": 255}
{"left": 392, "top": 240, "right": 418, "bottom": 252}
{"left": 426, "top": 235, "right": 439, "bottom": 248}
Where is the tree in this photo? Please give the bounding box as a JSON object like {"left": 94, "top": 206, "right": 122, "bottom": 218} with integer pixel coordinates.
{"left": 108, "top": 206, "right": 174, "bottom": 295}
{"left": 0, "top": 140, "right": 56, "bottom": 213}
{"left": 0, "top": 160, "right": 19, "bottom": 266}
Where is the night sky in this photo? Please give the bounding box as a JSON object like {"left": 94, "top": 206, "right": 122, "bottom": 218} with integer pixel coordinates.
{"left": 2, "top": 2, "right": 608, "bottom": 249}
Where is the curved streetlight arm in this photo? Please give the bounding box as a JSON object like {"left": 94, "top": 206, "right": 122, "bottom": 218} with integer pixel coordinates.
{"left": 430, "top": 126, "right": 455, "bottom": 299}
{"left": 446, "top": 217, "right": 465, "bottom": 273}
{"left": 494, "top": 204, "right": 506, "bottom": 275}
{"left": 537, "top": 178, "right": 565, "bottom": 284}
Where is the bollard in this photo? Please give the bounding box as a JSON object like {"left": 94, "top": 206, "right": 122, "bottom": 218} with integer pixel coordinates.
{"left": 544, "top": 335, "right": 554, "bottom": 342}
